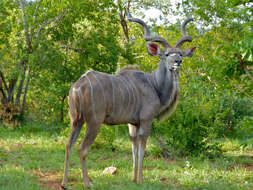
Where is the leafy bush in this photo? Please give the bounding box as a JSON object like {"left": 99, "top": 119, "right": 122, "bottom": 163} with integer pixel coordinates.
{"left": 151, "top": 82, "right": 253, "bottom": 158}
{"left": 150, "top": 70, "right": 252, "bottom": 157}
{"left": 234, "top": 116, "right": 253, "bottom": 138}
{"left": 152, "top": 110, "right": 222, "bottom": 158}
{"left": 0, "top": 103, "right": 22, "bottom": 127}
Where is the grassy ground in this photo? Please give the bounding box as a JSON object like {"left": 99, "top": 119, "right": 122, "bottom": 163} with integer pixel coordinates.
{"left": 0, "top": 123, "right": 253, "bottom": 190}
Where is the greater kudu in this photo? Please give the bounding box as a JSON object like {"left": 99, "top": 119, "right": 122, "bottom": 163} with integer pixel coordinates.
{"left": 61, "top": 10, "right": 196, "bottom": 189}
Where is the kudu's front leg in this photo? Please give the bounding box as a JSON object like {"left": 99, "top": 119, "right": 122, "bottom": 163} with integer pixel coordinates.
{"left": 129, "top": 122, "right": 152, "bottom": 184}
{"left": 136, "top": 122, "right": 152, "bottom": 184}
{"left": 128, "top": 124, "right": 139, "bottom": 182}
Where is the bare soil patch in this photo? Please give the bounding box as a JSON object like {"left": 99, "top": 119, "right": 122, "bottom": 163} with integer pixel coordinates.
{"left": 244, "top": 164, "right": 253, "bottom": 171}
{"left": 33, "top": 170, "right": 62, "bottom": 190}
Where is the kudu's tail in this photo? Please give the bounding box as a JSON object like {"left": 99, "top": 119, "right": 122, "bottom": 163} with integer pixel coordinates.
{"left": 68, "top": 87, "right": 83, "bottom": 126}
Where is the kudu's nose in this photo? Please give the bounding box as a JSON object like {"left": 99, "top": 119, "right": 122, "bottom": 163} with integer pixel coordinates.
{"left": 175, "top": 60, "right": 182, "bottom": 65}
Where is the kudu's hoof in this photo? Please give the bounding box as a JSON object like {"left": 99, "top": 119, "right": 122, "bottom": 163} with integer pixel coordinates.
{"left": 60, "top": 184, "right": 67, "bottom": 190}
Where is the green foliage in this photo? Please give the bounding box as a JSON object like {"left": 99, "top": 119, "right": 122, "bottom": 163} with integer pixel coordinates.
{"left": 236, "top": 37, "right": 253, "bottom": 62}
{"left": 235, "top": 116, "right": 253, "bottom": 138}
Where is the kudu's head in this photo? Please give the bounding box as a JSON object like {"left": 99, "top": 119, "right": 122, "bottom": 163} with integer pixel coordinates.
{"left": 127, "top": 9, "right": 196, "bottom": 71}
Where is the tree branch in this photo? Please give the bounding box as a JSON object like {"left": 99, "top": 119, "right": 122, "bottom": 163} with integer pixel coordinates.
{"left": 36, "top": 10, "right": 68, "bottom": 39}
{"left": 238, "top": 55, "right": 253, "bottom": 81}
{"left": 19, "top": 0, "right": 32, "bottom": 53}
{"left": 0, "top": 67, "right": 8, "bottom": 91}
{"left": 118, "top": 0, "right": 131, "bottom": 43}
{"left": 33, "top": 1, "right": 41, "bottom": 23}
{"left": 60, "top": 46, "right": 85, "bottom": 53}
{"left": 233, "top": 85, "right": 253, "bottom": 100}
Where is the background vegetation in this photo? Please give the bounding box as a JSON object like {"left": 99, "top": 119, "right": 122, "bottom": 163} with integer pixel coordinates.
{"left": 0, "top": 0, "right": 252, "bottom": 189}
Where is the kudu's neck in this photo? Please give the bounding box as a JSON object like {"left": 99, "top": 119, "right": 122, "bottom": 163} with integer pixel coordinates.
{"left": 151, "top": 60, "right": 180, "bottom": 105}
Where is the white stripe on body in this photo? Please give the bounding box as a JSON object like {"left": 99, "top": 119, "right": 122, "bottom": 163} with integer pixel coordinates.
{"left": 117, "top": 76, "right": 131, "bottom": 116}
{"left": 109, "top": 77, "right": 115, "bottom": 115}
{"left": 123, "top": 75, "right": 139, "bottom": 116}
{"left": 90, "top": 72, "right": 106, "bottom": 106}
{"left": 123, "top": 75, "right": 136, "bottom": 116}
{"left": 82, "top": 74, "right": 98, "bottom": 123}
{"left": 116, "top": 81, "right": 125, "bottom": 117}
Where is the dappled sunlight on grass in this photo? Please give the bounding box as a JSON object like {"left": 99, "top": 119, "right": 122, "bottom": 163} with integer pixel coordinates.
{"left": 0, "top": 127, "right": 253, "bottom": 190}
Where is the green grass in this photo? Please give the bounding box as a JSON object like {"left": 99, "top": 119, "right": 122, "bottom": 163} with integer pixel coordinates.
{"left": 0, "top": 124, "right": 253, "bottom": 190}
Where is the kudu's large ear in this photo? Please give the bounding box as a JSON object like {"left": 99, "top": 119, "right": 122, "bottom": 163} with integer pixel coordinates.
{"left": 147, "top": 42, "right": 161, "bottom": 56}
{"left": 182, "top": 47, "right": 196, "bottom": 57}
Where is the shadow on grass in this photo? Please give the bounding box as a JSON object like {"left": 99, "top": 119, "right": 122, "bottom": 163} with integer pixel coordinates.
{"left": 1, "top": 127, "right": 253, "bottom": 190}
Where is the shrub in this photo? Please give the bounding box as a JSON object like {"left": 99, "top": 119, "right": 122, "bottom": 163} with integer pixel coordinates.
{"left": 0, "top": 103, "right": 22, "bottom": 127}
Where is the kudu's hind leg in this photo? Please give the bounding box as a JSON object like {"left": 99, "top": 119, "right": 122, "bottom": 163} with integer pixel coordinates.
{"left": 79, "top": 121, "right": 101, "bottom": 188}
{"left": 61, "top": 119, "right": 83, "bottom": 189}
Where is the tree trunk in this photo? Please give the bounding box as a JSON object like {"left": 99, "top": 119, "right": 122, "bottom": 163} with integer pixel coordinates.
{"left": 19, "top": 0, "right": 32, "bottom": 117}
{"left": 0, "top": 79, "right": 7, "bottom": 106}
{"left": 117, "top": 0, "right": 131, "bottom": 43}
{"left": 15, "top": 65, "right": 26, "bottom": 106}
{"left": 0, "top": 68, "right": 8, "bottom": 92}
{"left": 20, "top": 67, "right": 30, "bottom": 116}
{"left": 60, "top": 95, "right": 66, "bottom": 122}
{"left": 7, "top": 78, "right": 17, "bottom": 103}
{"left": 119, "top": 12, "right": 130, "bottom": 43}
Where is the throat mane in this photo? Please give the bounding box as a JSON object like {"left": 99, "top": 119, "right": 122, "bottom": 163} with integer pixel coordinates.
{"left": 156, "top": 71, "right": 179, "bottom": 121}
